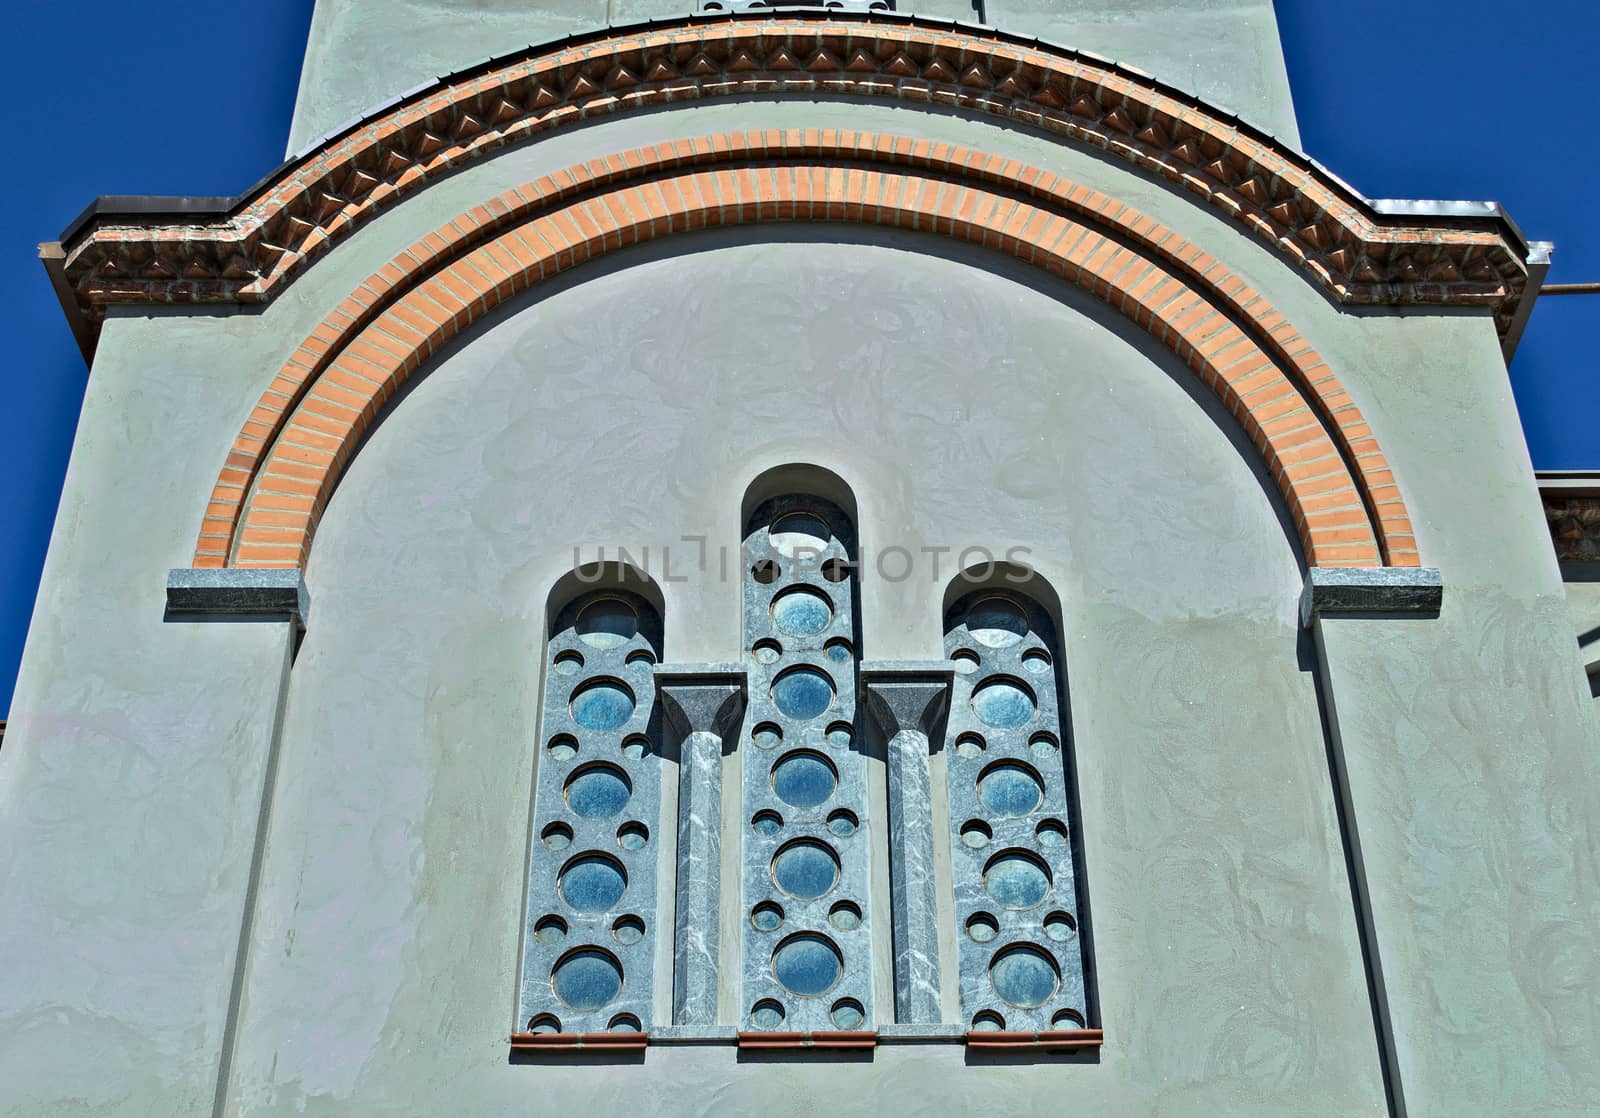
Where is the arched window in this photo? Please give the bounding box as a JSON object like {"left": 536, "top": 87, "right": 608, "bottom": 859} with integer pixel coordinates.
{"left": 517, "top": 572, "right": 664, "bottom": 1035}
{"left": 737, "top": 474, "right": 874, "bottom": 1033}
{"left": 942, "top": 577, "right": 1090, "bottom": 1033}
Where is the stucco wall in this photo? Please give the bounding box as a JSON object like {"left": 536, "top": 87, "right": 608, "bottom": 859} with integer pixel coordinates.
{"left": 284, "top": 0, "right": 1300, "bottom": 154}
{"left": 3, "top": 91, "right": 1596, "bottom": 1117}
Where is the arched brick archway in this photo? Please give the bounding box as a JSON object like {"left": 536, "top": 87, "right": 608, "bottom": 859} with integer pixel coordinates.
{"left": 192, "top": 129, "right": 1417, "bottom": 571}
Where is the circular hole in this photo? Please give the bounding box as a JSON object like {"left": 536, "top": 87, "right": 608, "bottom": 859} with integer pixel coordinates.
{"left": 546, "top": 734, "right": 579, "bottom": 761}
{"left": 626, "top": 648, "right": 656, "bottom": 670}
{"left": 570, "top": 678, "right": 636, "bottom": 731}
{"left": 830, "top": 998, "right": 865, "bottom": 1030}
{"left": 613, "top": 914, "right": 645, "bottom": 945}
{"left": 966, "top": 597, "right": 1028, "bottom": 648}
{"left": 1021, "top": 648, "right": 1052, "bottom": 674}
{"left": 552, "top": 649, "right": 584, "bottom": 675}
{"left": 825, "top": 721, "right": 853, "bottom": 750}
{"left": 576, "top": 599, "right": 638, "bottom": 649}
{"left": 771, "top": 586, "right": 833, "bottom": 636}
{"left": 534, "top": 915, "right": 567, "bottom": 946}
{"left": 989, "top": 943, "right": 1060, "bottom": 1008}
{"left": 828, "top": 900, "right": 862, "bottom": 932}
{"left": 771, "top": 932, "right": 843, "bottom": 996}
{"left": 769, "top": 510, "right": 832, "bottom": 556}
{"left": 750, "top": 998, "right": 786, "bottom": 1029}
{"left": 983, "top": 849, "right": 1053, "bottom": 910}
{"left": 541, "top": 822, "right": 573, "bottom": 851}
{"left": 951, "top": 649, "right": 981, "bottom": 675}
{"left": 960, "top": 819, "right": 993, "bottom": 849}
{"left": 752, "top": 722, "right": 783, "bottom": 749}
{"left": 966, "top": 912, "right": 999, "bottom": 942}
{"left": 823, "top": 637, "right": 853, "bottom": 663}
{"left": 751, "top": 901, "right": 785, "bottom": 932}
{"left": 826, "top": 808, "right": 858, "bottom": 837}
{"left": 616, "top": 821, "right": 649, "bottom": 850}
{"left": 751, "top": 810, "right": 784, "bottom": 837}
{"left": 564, "top": 763, "right": 633, "bottom": 818}
{"left": 771, "top": 749, "right": 839, "bottom": 809}
{"left": 771, "top": 666, "right": 835, "bottom": 721}
{"left": 608, "top": 1013, "right": 643, "bottom": 1033}
{"left": 977, "top": 760, "right": 1044, "bottom": 818}
{"left": 971, "top": 1010, "right": 1006, "bottom": 1032}
{"left": 1035, "top": 818, "right": 1068, "bottom": 848}
{"left": 551, "top": 947, "right": 624, "bottom": 1011}
{"left": 821, "top": 557, "right": 850, "bottom": 582}
{"left": 971, "top": 677, "right": 1037, "bottom": 729}
{"left": 751, "top": 559, "right": 779, "bottom": 585}
{"left": 1051, "top": 1007, "right": 1087, "bottom": 1029}
{"left": 558, "top": 852, "right": 628, "bottom": 913}
{"left": 1044, "top": 910, "right": 1077, "bottom": 942}
{"left": 752, "top": 638, "right": 783, "bottom": 665}
{"left": 1029, "top": 731, "right": 1060, "bottom": 760}
{"left": 954, "top": 732, "right": 987, "bottom": 760}
{"left": 620, "top": 734, "right": 651, "bottom": 761}
{"left": 527, "top": 1013, "right": 562, "bottom": 1034}
{"left": 771, "top": 839, "right": 841, "bottom": 900}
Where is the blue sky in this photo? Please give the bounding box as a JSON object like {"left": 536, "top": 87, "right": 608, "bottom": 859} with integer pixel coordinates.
{"left": 1, "top": 1, "right": 1594, "bottom": 711}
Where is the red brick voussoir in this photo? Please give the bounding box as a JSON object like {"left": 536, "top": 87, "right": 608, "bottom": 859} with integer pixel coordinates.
{"left": 193, "top": 130, "right": 1414, "bottom": 571}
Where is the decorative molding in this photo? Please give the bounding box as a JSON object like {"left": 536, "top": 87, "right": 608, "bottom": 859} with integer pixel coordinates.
{"left": 52, "top": 12, "right": 1534, "bottom": 351}
{"left": 965, "top": 1027, "right": 1104, "bottom": 1052}
{"left": 187, "top": 130, "right": 1420, "bottom": 574}
{"left": 1544, "top": 497, "right": 1600, "bottom": 562}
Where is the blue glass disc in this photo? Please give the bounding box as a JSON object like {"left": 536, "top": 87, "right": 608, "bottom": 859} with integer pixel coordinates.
{"left": 551, "top": 949, "right": 623, "bottom": 1010}
{"left": 772, "top": 587, "right": 832, "bottom": 636}
{"left": 772, "top": 667, "right": 834, "bottom": 720}
{"left": 771, "top": 840, "right": 840, "bottom": 900}
{"left": 977, "top": 762, "right": 1043, "bottom": 818}
{"left": 769, "top": 511, "right": 831, "bottom": 556}
{"left": 772, "top": 751, "right": 837, "bottom": 809}
{"left": 575, "top": 599, "right": 638, "bottom": 649}
{"left": 989, "top": 945, "right": 1058, "bottom": 1008}
{"left": 971, "top": 679, "right": 1035, "bottom": 729}
{"left": 966, "top": 599, "right": 1027, "bottom": 647}
{"left": 984, "top": 850, "right": 1051, "bottom": 910}
{"left": 772, "top": 934, "right": 842, "bottom": 996}
{"left": 559, "top": 854, "right": 627, "bottom": 913}
{"left": 571, "top": 681, "right": 635, "bottom": 730}
{"left": 750, "top": 1000, "right": 785, "bottom": 1029}
{"left": 565, "top": 765, "right": 632, "bottom": 818}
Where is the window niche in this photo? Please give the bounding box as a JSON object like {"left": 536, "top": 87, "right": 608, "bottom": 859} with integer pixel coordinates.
{"left": 518, "top": 573, "right": 665, "bottom": 1037}
{"left": 942, "top": 573, "right": 1093, "bottom": 1034}
{"left": 738, "top": 470, "right": 874, "bottom": 1033}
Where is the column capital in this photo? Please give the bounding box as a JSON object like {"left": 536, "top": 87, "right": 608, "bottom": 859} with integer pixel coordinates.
{"left": 859, "top": 661, "right": 955, "bottom": 741}
{"left": 654, "top": 663, "right": 747, "bottom": 741}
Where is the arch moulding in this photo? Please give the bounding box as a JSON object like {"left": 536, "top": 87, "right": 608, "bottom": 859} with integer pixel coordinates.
{"left": 191, "top": 128, "right": 1418, "bottom": 573}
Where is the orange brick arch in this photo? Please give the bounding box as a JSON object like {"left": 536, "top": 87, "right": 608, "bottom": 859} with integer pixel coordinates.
{"left": 194, "top": 130, "right": 1418, "bottom": 571}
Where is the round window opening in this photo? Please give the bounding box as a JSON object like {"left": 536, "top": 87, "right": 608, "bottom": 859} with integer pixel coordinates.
{"left": 768, "top": 511, "right": 832, "bottom": 557}
{"left": 570, "top": 679, "right": 636, "bottom": 731}
{"left": 977, "top": 760, "right": 1045, "bottom": 818}
{"left": 564, "top": 763, "right": 633, "bottom": 819}
{"left": 771, "top": 839, "right": 841, "bottom": 900}
{"left": 575, "top": 599, "right": 638, "bottom": 649}
{"left": 988, "top": 944, "right": 1059, "bottom": 1008}
{"left": 971, "top": 677, "right": 1036, "bottom": 729}
{"left": 771, "top": 933, "right": 844, "bottom": 997}
{"left": 772, "top": 666, "right": 835, "bottom": 721}
{"left": 558, "top": 853, "right": 628, "bottom": 913}
{"left": 966, "top": 598, "right": 1028, "bottom": 648}
{"left": 551, "top": 948, "right": 623, "bottom": 1011}
{"left": 983, "top": 849, "right": 1053, "bottom": 910}
{"left": 771, "top": 749, "right": 839, "bottom": 810}
{"left": 771, "top": 586, "right": 833, "bottom": 636}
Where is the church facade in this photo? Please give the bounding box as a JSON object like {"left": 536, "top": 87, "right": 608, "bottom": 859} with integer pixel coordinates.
{"left": 5, "top": 2, "right": 1598, "bottom": 1114}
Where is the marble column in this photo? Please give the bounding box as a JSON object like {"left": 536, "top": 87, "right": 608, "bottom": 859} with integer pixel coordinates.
{"left": 861, "top": 662, "right": 954, "bottom": 1025}
{"left": 656, "top": 666, "right": 746, "bottom": 1027}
